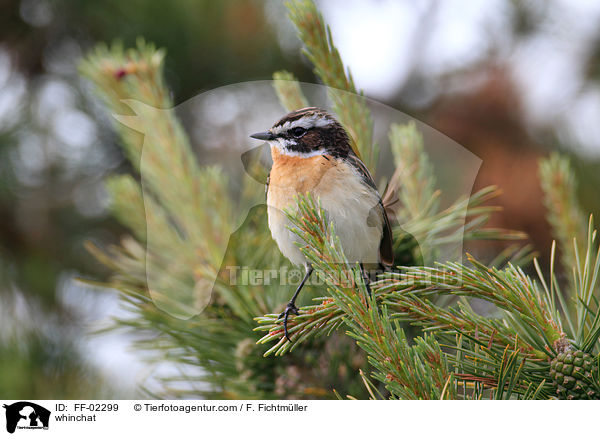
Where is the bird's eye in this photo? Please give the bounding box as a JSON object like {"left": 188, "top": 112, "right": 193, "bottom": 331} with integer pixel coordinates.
{"left": 290, "top": 127, "right": 307, "bottom": 138}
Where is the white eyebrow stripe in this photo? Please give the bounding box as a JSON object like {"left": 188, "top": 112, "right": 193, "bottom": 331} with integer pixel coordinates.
{"left": 271, "top": 114, "right": 334, "bottom": 135}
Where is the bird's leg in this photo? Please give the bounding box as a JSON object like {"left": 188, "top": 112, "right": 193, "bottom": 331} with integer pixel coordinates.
{"left": 279, "top": 263, "right": 313, "bottom": 342}
{"left": 359, "top": 262, "right": 372, "bottom": 297}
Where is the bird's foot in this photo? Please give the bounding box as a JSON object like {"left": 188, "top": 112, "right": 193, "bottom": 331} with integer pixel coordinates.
{"left": 278, "top": 302, "right": 299, "bottom": 342}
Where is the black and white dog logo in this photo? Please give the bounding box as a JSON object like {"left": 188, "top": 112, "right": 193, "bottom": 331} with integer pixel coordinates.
{"left": 3, "top": 402, "right": 50, "bottom": 434}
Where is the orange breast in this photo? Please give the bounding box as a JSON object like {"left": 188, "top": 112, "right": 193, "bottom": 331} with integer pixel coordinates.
{"left": 267, "top": 147, "right": 339, "bottom": 210}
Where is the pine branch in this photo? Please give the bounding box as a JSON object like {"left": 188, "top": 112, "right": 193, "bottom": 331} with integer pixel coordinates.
{"left": 534, "top": 217, "right": 600, "bottom": 354}
{"left": 286, "top": 0, "right": 377, "bottom": 171}
{"left": 574, "top": 217, "right": 600, "bottom": 352}
{"left": 382, "top": 258, "right": 565, "bottom": 360}
{"left": 78, "top": 40, "right": 169, "bottom": 167}
{"left": 452, "top": 337, "right": 548, "bottom": 399}
{"left": 104, "top": 175, "right": 147, "bottom": 242}
{"left": 398, "top": 185, "right": 529, "bottom": 266}
{"left": 385, "top": 293, "right": 541, "bottom": 358}
{"left": 345, "top": 306, "right": 455, "bottom": 400}
{"left": 378, "top": 265, "right": 560, "bottom": 398}
{"left": 538, "top": 154, "right": 600, "bottom": 355}
{"left": 539, "top": 153, "right": 587, "bottom": 277}
{"left": 382, "top": 121, "right": 530, "bottom": 266}
{"left": 386, "top": 122, "right": 439, "bottom": 221}
{"left": 81, "top": 40, "right": 234, "bottom": 318}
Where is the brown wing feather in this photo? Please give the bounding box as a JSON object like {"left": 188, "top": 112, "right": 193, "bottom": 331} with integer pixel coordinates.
{"left": 344, "top": 153, "right": 394, "bottom": 267}
{"left": 378, "top": 201, "right": 394, "bottom": 267}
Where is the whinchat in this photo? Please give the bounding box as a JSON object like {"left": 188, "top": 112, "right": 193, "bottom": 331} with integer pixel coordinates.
{"left": 250, "top": 107, "right": 393, "bottom": 341}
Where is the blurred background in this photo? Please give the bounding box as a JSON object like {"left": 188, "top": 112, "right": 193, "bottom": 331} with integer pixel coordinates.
{"left": 1, "top": 0, "right": 600, "bottom": 398}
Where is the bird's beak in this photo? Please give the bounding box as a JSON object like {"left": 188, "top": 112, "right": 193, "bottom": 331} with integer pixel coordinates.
{"left": 250, "top": 131, "right": 275, "bottom": 141}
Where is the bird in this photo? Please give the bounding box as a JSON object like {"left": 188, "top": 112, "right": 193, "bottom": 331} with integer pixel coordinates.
{"left": 250, "top": 107, "right": 393, "bottom": 341}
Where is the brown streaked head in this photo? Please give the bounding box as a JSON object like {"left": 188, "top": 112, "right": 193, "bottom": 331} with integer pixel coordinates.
{"left": 250, "top": 107, "right": 352, "bottom": 158}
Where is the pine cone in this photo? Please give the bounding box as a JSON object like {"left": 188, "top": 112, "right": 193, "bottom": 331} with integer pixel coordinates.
{"left": 549, "top": 350, "right": 598, "bottom": 400}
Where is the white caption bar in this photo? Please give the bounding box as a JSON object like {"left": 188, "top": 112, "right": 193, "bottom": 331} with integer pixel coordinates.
{"left": 0, "top": 400, "right": 595, "bottom": 435}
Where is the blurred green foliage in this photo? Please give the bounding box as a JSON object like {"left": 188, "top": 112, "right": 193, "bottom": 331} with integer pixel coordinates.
{"left": 0, "top": 333, "right": 109, "bottom": 398}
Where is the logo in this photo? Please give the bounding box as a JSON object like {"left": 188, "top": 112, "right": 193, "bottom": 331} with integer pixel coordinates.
{"left": 3, "top": 402, "right": 50, "bottom": 434}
